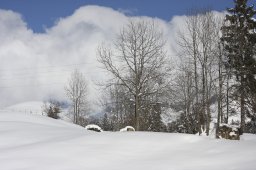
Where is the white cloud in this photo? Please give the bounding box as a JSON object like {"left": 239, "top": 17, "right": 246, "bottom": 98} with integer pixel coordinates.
{"left": 0, "top": 6, "right": 226, "bottom": 112}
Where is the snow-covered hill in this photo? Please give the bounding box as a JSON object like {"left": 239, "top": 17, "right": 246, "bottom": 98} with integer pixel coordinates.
{"left": 0, "top": 109, "right": 256, "bottom": 170}
{"left": 3, "top": 101, "right": 71, "bottom": 122}
{"left": 4, "top": 101, "right": 44, "bottom": 115}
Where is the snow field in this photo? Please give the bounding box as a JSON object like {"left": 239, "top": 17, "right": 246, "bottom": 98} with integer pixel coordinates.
{"left": 0, "top": 109, "right": 256, "bottom": 170}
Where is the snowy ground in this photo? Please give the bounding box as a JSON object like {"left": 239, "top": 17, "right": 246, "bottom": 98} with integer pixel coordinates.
{"left": 0, "top": 108, "right": 256, "bottom": 170}
{"left": 4, "top": 101, "right": 45, "bottom": 115}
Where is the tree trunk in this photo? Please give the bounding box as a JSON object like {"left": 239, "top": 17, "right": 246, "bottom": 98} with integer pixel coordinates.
{"left": 205, "top": 64, "right": 210, "bottom": 136}
{"left": 240, "top": 75, "right": 245, "bottom": 134}
{"left": 225, "top": 78, "right": 229, "bottom": 123}
{"left": 135, "top": 94, "right": 140, "bottom": 131}
{"left": 194, "top": 54, "right": 201, "bottom": 135}
{"left": 216, "top": 50, "right": 223, "bottom": 138}
{"left": 201, "top": 64, "right": 206, "bottom": 134}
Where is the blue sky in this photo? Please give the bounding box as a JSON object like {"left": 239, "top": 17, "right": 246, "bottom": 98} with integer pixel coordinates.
{"left": 0, "top": 0, "right": 235, "bottom": 33}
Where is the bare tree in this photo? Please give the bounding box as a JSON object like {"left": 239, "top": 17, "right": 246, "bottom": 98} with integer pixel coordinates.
{"left": 197, "top": 11, "right": 219, "bottom": 135}
{"left": 177, "top": 11, "right": 201, "bottom": 134}
{"left": 65, "top": 69, "right": 89, "bottom": 126}
{"left": 98, "top": 20, "right": 170, "bottom": 130}
{"left": 177, "top": 10, "right": 224, "bottom": 135}
{"left": 172, "top": 59, "right": 198, "bottom": 133}
{"left": 100, "top": 83, "right": 133, "bottom": 131}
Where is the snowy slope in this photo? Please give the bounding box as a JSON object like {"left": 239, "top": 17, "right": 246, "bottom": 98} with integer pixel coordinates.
{"left": 4, "top": 101, "right": 44, "bottom": 115}
{"left": 0, "top": 110, "right": 256, "bottom": 170}
{"left": 4, "top": 101, "right": 71, "bottom": 122}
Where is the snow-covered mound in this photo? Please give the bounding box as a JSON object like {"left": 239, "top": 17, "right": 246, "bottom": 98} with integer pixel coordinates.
{"left": 120, "top": 126, "right": 135, "bottom": 132}
{"left": 0, "top": 110, "right": 256, "bottom": 170}
{"left": 85, "top": 124, "right": 103, "bottom": 132}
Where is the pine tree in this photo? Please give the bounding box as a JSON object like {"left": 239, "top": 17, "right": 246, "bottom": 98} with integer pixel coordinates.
{"left": 102, "top": 113, "right": 111, "bottom": 131}
{"left": 150, "top": 103, "right": 163, "bottom": 132}
{"left": 221, "top": 0, "right": 256, "bottom": 134}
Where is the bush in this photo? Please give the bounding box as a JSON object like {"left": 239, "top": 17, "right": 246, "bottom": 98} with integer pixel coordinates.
{"left": 217, "top": 124, "right": 240, "bottom": 140}
{"left": 42, "top": 100, "right": 61, "bottom": 119}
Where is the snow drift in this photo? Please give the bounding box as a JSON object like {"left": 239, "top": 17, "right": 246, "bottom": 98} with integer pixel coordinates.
{"left": 0, "top": 109, "right": 256, "bottom": 170}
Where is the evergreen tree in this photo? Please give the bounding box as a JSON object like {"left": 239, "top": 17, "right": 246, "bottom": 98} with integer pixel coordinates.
{"left": 149, "top": 103, "right": 163, "bottom": 132}
{"left": 102, "top": 113, "right": 111, "bottom": 131}
{"left": 221, "top": 0, "right": 256, "bottom": 134}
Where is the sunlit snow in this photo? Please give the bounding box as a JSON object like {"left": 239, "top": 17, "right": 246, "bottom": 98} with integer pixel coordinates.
{"left": 0, "top": 107, "right": 255, "bottom": 170}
